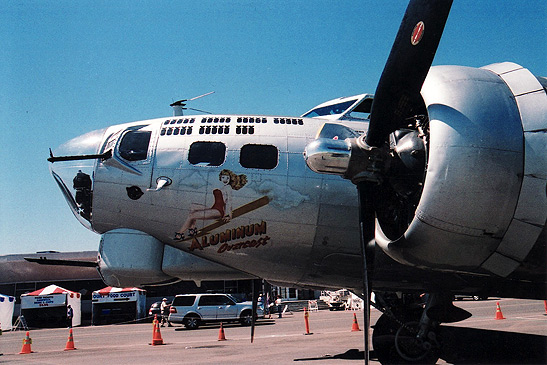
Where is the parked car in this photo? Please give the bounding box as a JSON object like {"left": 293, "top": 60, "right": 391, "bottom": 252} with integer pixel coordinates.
{"left": 168, "top": 293, "right": 263, "bottom": 329}
{"left": 148, "top": 301, "right": 162, "bottom": 318}
{"left": 148, "top": 300, "right": 172, "bottom": 321}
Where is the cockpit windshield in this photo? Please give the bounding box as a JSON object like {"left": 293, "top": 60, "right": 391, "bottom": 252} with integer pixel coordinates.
{"left": 119, "top": 130, "right": 152, "bottom": 161}
{"left": 302, "top": 100, "right": 356, "bottom": 118}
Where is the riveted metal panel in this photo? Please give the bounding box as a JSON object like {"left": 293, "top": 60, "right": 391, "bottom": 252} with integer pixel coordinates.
{"left": 481, "top": 252, "right": 521, "bottom": 278}
{"left": 513, "top": 175, "right": 547, "bottom": 227}
{"left": 483, "top": 63, "right": 547, "bottom": 132}
{"left": 481, "top": 62, "right": 522, "bottom": 75}
{"left": 496, "top": 68, "right": 544, "bottom": 97}
{"left": 495, "top": 219, "right": 543, "bottom": 261}
{"left": 523, "top": 132, "right": 547, "bottom": 180}
{"left": 516, "top": 91, "right": 547, "bottom": 132}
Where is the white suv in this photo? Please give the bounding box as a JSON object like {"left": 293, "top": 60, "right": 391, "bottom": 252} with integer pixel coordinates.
{"left": 168, "top": 293, "right": 263, "bottom": 329}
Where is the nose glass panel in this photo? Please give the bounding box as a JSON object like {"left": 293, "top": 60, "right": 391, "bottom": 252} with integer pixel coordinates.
{"left": 50, "top": 128, "right": 107, "bottom": 231}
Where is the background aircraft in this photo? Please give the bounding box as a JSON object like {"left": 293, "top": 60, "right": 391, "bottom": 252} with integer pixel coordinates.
{"left": 41, "top": 0, "right": 547, "bottom": 363}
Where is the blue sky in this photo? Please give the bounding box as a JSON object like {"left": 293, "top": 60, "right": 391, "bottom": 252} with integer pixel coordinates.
{"left": 0, "top": 1, "right": 545, "bottom": 255}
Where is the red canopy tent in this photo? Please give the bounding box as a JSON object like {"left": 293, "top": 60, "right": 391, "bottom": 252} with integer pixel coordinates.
{"left": 92, "top": 287, "right": 146, "bottom": 325}
{"left": 20, "top": 284, "right": 81, "bottom": 327}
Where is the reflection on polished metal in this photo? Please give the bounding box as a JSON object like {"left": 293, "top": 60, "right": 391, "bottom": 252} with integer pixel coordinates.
{"left": 304, "top": 138, "right": 351, "bottom": 175}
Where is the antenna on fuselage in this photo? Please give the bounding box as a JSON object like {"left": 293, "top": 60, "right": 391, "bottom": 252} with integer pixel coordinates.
{"left": 170, "top": 91, "right": 215, "bottom": 116}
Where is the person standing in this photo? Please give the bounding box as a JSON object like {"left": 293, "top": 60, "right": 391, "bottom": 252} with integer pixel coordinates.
{"left": 66, "top": 304, "right": 73, "bottom": 328}
{"left": 160, "top": 298, "right": 172, "bottom": 327}
{"left": 275, "top": 295, "right": 283, "bottom": 318}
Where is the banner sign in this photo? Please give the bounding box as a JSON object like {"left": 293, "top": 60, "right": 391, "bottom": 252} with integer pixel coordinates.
{"left": 21, "top": 294, "right": 66, "bottom": 309}
{"left": 92, "top": 291, "right": 139, "bottom": 303}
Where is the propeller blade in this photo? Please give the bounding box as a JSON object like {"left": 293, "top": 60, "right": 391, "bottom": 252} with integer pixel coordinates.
{"left": 366, "top": 0, "right": 453, "bottom": 147}
{"left": 357, "top": 181, "right": 377, "bottom": 364}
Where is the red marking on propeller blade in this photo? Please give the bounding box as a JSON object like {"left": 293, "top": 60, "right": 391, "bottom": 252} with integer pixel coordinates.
{"left": 411, "top": 21, "right": 425, "bottom": 46}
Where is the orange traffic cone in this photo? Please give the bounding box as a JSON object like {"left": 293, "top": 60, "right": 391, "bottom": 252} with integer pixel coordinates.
{"left": 303, "top": 307, "right": 312, "bottom": 335}
{"left": 152, "top": 315, "right": 159, "bottom": 336}
{"left": 151, "top": 319, "right": 164, "bottom": 345}
{"left": 218, "top": 322, "right": 226, "bottom": 341}
{"left": 351, "top": 313, "right": 361, "bottom": 332}
{"left": 19, "top": 331, "right": 33, "bottom": 354}
{"left": 64, "top": 328, "right": 77, "bottom": 351}
{"left": 495, "top": 302, "right": 506, "bottom": 320}
{"left": 543, "top": 300, "right": 547, "bottom": 316}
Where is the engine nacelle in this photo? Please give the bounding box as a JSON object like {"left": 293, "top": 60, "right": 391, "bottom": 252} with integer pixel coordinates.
{"left": 98, "top": 229, "right": 252, "bottom": 287}
{"left": 376, "top": 63, "right": 547, "bottom": 277}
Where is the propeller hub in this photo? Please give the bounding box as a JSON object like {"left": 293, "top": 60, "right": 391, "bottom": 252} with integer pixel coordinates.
{"left": 345, "top": 136, "right": 390, "bottom": 184}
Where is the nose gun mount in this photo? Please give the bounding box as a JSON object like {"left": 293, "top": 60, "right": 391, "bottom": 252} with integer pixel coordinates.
{"left": 47, "top": 148, "right": 112, "bottom": 163}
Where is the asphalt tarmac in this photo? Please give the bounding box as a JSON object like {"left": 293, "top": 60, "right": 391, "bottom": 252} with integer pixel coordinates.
{"left": 0, "top": 298, "right": 545, "bottom": 364}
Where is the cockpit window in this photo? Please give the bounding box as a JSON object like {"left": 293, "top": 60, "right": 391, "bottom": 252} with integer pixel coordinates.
{"left": 188, "top": 141, "right": 226, "bottom": 166}
{"left": 302, "top": 100, "right": 356, "bottom": 118}
{"left": 119, "top": 131, "right": 152, "bottom": 161}
{"left": 345, "top": 98, "right": 372, "bottom": 120}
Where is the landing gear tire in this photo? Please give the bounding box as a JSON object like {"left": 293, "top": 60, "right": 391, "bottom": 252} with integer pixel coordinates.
{"left": 395, "top": 321, "right": 439, "bottom": 363}
{"left": 372, "top": 312, "right": 440, "bottom": 364}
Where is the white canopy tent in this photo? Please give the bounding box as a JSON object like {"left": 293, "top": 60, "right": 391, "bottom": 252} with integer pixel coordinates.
{"left": 21, "top": 284, "right": 81, "bottom": 327}
{"left": 0, "top": 293, "right": 15, "bottom": 331}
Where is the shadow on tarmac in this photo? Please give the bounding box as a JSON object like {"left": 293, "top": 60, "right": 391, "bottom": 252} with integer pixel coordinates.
{"left": 294, "top": 348, "right": 364, "bottom": 361}
{"left": 439, "top": 326, "right": 547, "bottom": 364}
{"left": 294, "top": 327, "right": 547, "bottom": 364}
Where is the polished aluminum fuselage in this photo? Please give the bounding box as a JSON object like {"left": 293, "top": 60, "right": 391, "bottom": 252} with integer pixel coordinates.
{"left": 88, "top": 116, "right": 367, "bottom": 288}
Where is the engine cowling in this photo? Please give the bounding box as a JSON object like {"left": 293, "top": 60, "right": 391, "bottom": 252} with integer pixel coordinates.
{"left": 305, "top": 63, "right": 547, "bottom": 278}
{"left": 376, "top": 63, "right": 547, "bottom": 277}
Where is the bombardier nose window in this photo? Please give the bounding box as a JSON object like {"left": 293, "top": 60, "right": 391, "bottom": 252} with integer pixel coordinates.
{"left": 73, "top": 170, "right": 92, "bottom": 221}
{"left": 119, "top": 131, "right": 152, "bottom": 161}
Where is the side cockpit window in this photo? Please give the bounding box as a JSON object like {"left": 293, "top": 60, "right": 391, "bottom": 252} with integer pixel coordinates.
{"left": 188, "top": 141, "right": 226, "bottom": 166}
{"left": 240, "top": 144, "right": 278, "bottom": 169}
{"left": 119, "top": 130, "right": 152, "bottom": 161}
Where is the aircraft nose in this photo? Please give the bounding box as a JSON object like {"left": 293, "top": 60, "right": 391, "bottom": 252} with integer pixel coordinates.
{"left": 49, "top": 128, "right": 107, "bottom": 231}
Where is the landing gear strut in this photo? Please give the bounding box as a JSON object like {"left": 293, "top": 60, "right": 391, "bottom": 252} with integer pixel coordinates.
{"left": 372, "top": 292, "right": 470, "bottom": 364}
